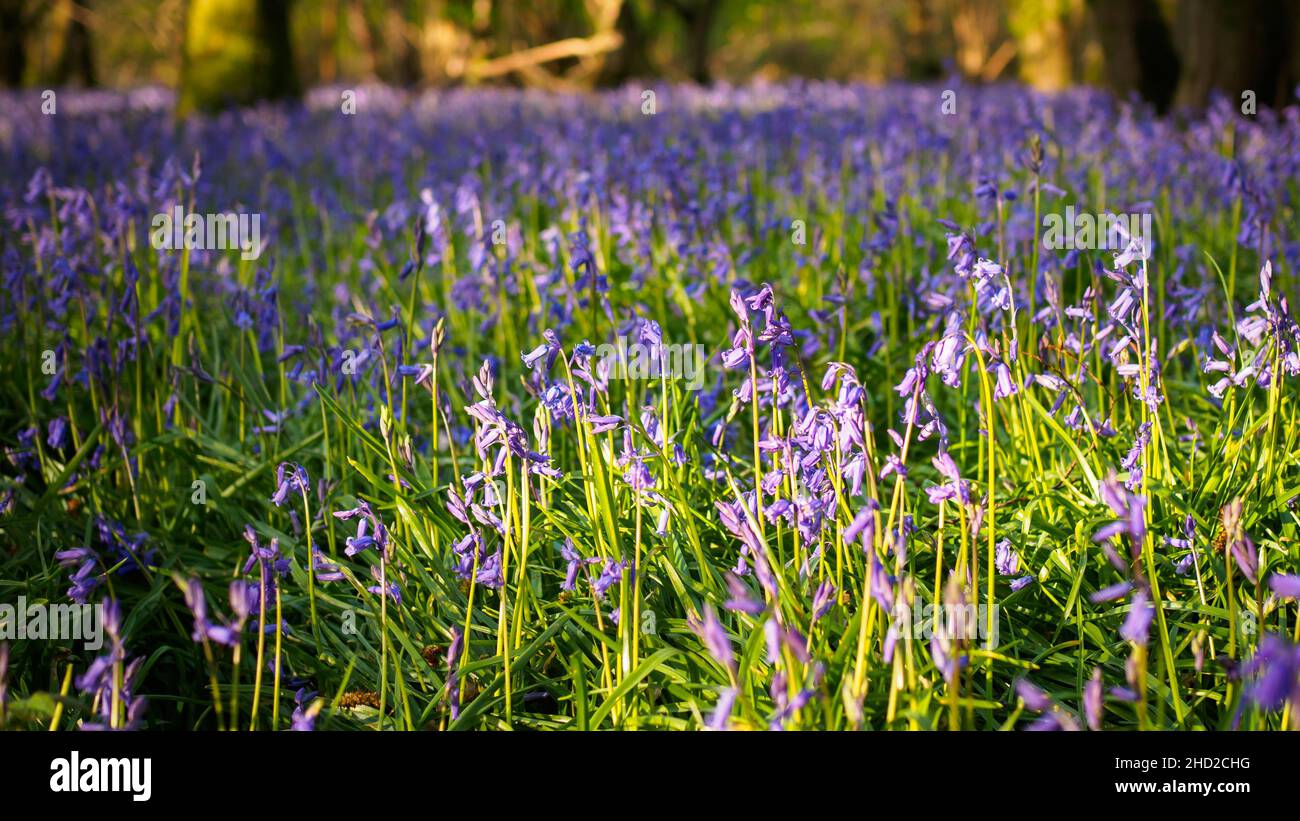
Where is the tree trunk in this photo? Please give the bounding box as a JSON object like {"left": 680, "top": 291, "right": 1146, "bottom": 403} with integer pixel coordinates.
{"left": 178, "top": 0, "right": 300, "bottom": 116}
{"left": 902, "top": 0, "right": 942, "bottom": 80}
{"left": 684, "top": 1, "right": 716, "bottom": 84}
{"left": 1173, "top": 0, "right": 1293, "bottom": 110}
{"left": 660, "top": 0, "right": 718, "bottom": 85}
{"left": 0, "top": 0, "right": 33, "bottom": 86}
{"left": 56, "top": 0, "right": 97, "bottom": 87}
{"left": 1086, "top": 0, "right": 1179, "bottom": 111}
{"left": 1009, "top": 0, "right": 1080, "bottom": 91}
{"left": 598, "top": 0, "right": 656, "bottom": 85}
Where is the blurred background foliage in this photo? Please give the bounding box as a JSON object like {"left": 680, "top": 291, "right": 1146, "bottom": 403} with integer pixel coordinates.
{"left": 1, "top": 0, "right": 1298, "bottom": 112}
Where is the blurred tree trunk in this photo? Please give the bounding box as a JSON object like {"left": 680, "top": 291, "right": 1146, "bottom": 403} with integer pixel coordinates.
{"left": 598, "top": 0, "right": 657, "bottom": 85}
{"left": 55, "top": 0, "right": 96, "bottom": 87}
{"left": 950, "top": 0, "right": 1001, "bottom": 78}
{"left": 660, "top": 0, "right": 719, "bottom": 84}
{"left": 362, "top": 0, "right": 421, "bottom": 85}
{"left": 345, "top": 0, "right": 377, "bottom": 79}
{"left": 392, "top": 1, "right": 423, "bottom": 85}
{"left": 319, "top": 0, "right": 338, "bottom": 83}
{"left": 1086, "top": 0, "right": 1179, "bottom": 110}
{"left": 0, "top": 0, "right": 45, "bottom": 86}
{"left": 903, "top": 0, "right": 941, "bottom": 79}
{"left": 178, "top": 0, "right": 300, "bottom": 115}
{"left": 1293, "top": 6, "right": 1300, "bottom": 101}
{"left": 1172, "top": 0, "right": 1294, "bottom": 109}
{"left": 1008, "top": 0, "right": 1081, "bottom": 90}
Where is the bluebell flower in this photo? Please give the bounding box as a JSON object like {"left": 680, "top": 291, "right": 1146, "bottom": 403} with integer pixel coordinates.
{"left": 368, "top": 566, "right": 401, "bottom": 603}
{"left": 689, "top": 604, "right": 734, "bottom": 675}
{"left": 592, "top": 559, "right": 625, "bottom": 600}
{"left": 1085, "top": 667, "right": 1103, "bottom": 730}
{"left": 312, "top": 548, "right": 345, "bottom": 582}
{"left": 559, "top": 539, "right": 599, "bottom": 592}
{"left": 1119, "top": 590, "right": 1153, "bottom": 645}
{"left": 475, "top": 552, "right": 503, "bottom": 589}
{"left": 706, "top": 686, "right": 737, "bottom": 730}
{"left": 1269, "top": 573, "right": 1300, "bottom": 600}
{"left": 291, "top": 688, "right": 322, "bottom": 731}
{"left": 1240, "top": 634, "right": 1300, "bottom": 713}
{"left": 270, "top": 462, "right": 309, "bottom": 507}
{"left": 994, "top": 539, "right": 1019, "bottom": 575}
{"left": 46, "top": 417, "right": 68, "bottom": 450}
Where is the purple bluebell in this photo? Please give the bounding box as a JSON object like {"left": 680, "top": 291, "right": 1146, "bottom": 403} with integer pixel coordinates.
{"left": 559, "top": 538, "right": 599, "bottom": 592}
{"left": 707, "top": 686, "right": 737, "bottom": 731}
{"left": 270, "top": 462, "right": 309, "bottom": 507}
{"left": 1240, "top": 634, "right": 1300, "bottom": 713}
{"left": 689, "top": 604, "right": 735, "bottom": 675}
{"left": 1016, "top": 679, "right": 1053, "bottom": 712}
{"left": 291, "top": 688, "right": 322, "bottom": 731}
{"left": 1090, "top": 581, "right": 1133, "bottom": 604}
{"left": 1119, "top": 590, "right": 1153, "bottom": 645}
{"left": 722, "top": 573, "right": 765, "bottom": 616}
{"left": 447, "top": 626, "right": 464, "bottom": 720}
{"left": 811, "top": 580, "right": 836, "bottom": 622}
{"left": 1085, "top": 667, "right": 1103, "bottom": 730}
{"left": 1269, "top": 573, "right": 1300, "bottom": 600}
{"left": 994, "top": 539, "right": 1019, "bottom": 575}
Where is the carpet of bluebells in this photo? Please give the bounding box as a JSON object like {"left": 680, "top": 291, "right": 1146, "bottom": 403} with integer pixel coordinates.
{"left": 2, "top": 83, "right": 1300, "bottom": 731}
